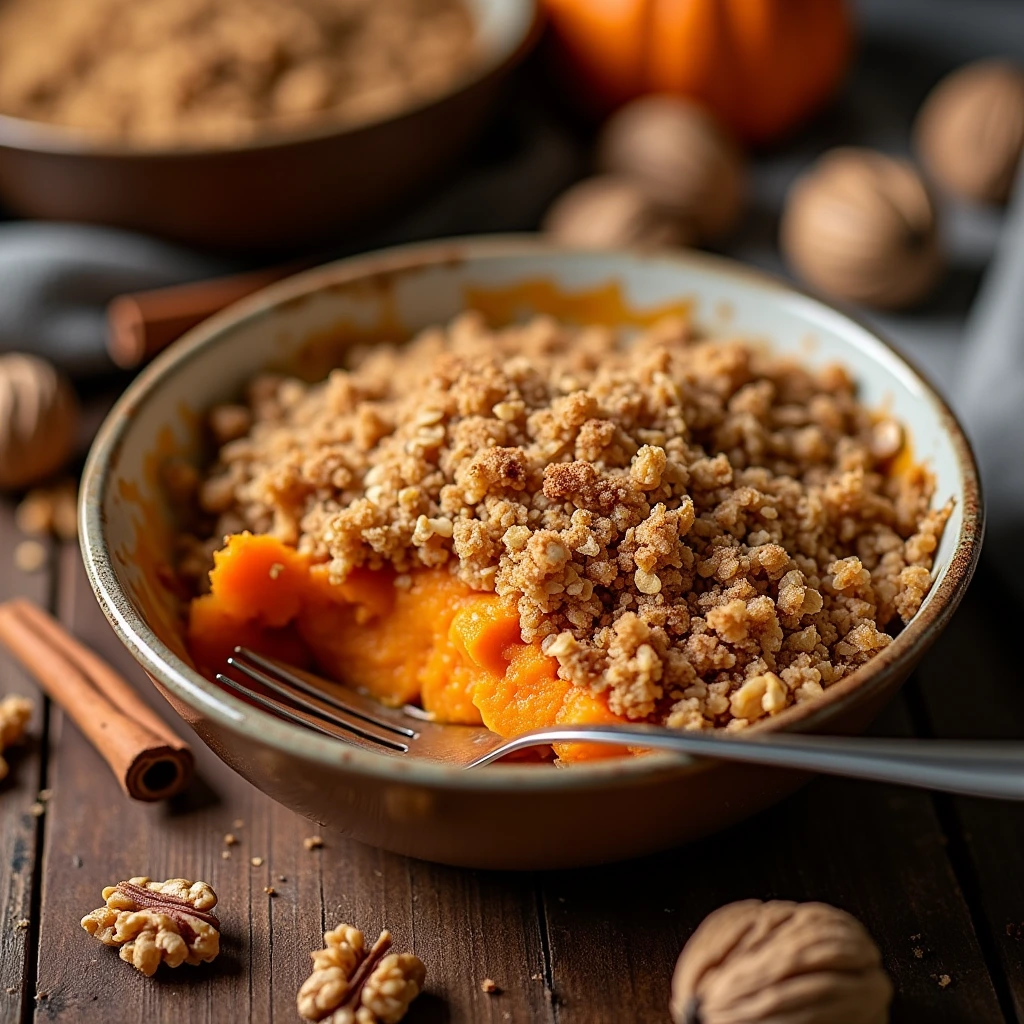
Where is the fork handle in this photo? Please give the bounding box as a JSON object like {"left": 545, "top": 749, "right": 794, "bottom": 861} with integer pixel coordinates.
{"left": 471, "top": 726, "right": 1024, "bottom": 800}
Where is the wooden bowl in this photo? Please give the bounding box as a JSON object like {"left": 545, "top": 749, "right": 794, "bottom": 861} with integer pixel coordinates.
{"left": 79, "top": 238, "right": 983, "bottom": 869}
{"left": 0, "top": 0, "right": 539, "bottom": 253}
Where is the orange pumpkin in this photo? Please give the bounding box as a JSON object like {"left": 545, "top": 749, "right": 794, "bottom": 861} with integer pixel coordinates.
{"left": 543, "top": 0, "right": 853, "bottom": 144}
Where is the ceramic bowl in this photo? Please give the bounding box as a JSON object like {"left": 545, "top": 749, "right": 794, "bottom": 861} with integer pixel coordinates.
{"left": 0, "top": 0, "right": 538, "bottom": 252}
{"left": 80, "top": 238, "right": 983, "bottom": 869}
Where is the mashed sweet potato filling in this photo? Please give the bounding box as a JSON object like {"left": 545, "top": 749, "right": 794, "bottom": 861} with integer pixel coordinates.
{"left": 187, "top": 532, "right": 628, "bottom": 761}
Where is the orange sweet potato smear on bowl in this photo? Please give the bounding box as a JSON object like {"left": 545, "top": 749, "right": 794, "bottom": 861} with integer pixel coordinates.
{"left": 187, "top": 533, "right": 630, "bottom": 762}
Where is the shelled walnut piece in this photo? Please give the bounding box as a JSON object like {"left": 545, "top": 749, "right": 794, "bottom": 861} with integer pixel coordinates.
{"left": 81, "top": 877, "right": 220, "bottom": 976}
{"left": 670, "top": 899, "right": 892, "bottom": 1024}
{"left": 298, "top": 924, "right": 426, "bottom": 1024}
{"left": 0, "top": 693, "right": 32, "bottom": 781}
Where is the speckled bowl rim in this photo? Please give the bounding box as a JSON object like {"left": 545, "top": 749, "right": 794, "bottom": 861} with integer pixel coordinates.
{"left": 0, "top": 0, "right": 541, "bottom": 159}
{"left": 80, "top": 236, "right": 984, "bottom": 793}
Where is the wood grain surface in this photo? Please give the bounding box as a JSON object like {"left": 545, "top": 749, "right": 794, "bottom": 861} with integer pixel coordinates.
{"left": 0, "top": 519, "right": 1019, "bottom": 1023}
{"left": 0, "top": 509, "right": 52, "bottom": 1023}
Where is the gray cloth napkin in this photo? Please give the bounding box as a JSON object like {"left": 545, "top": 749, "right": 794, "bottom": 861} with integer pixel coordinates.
{"left": 0, "top": 223, "right": 223, "bottom": 374}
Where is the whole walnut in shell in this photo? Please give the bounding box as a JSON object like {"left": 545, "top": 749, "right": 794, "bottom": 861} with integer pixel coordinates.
{"left": 0, "top": 353, "right": 78, "bottom": 490}
{"left": 671, "top": 900, "right": 892, "bottom": 1024}
{"left": 780, "top": 148, "right": 941, "bottom": 309}
{"left": 916, "top": 60, "right": 1024, "bottom": 204}
{"left": 543, "top": 175, "right": 692, "bottom": 251}
{"left": 598, "top": 96, "right": 745, "bottom": 242}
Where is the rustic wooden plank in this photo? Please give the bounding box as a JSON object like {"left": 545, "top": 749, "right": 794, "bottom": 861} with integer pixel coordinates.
{"left": 911, "top": 571, "right": 1024, "bottom": 1022}
{"left": 30, "top": 545, "right": 553, "bottom": 1023}
{"left": 540, "top": 696, "right": 1005, "bottom": 1024}
{"left": 0, "top": 504, "right": 55, "bottom": 1021}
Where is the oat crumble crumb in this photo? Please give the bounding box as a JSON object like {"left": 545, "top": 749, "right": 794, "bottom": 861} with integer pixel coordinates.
{"left": 250, "top": 856, "right": 264, "bottom": 867}
{"left": 481, "top": 978, "right": 500, "bottom": 994}
{"left": 304, "top": 836, "right": 324, "bottom": 850}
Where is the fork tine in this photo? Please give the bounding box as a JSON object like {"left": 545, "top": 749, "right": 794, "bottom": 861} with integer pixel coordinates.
{"left": 215, "top": 673, "right": 406, "bottom": 754}
{"left": 225, "top": 654, "right": 413, "bottom": 750}
{"left": 233, "top": 647, "right": 420, "bottom": 735}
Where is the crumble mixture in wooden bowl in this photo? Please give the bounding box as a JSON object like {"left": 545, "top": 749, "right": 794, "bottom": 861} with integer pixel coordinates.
{"left": 0, "top": 0, "right": 475, "bottom": 146}
{"left": 177, "top": 313, "right": 950, "bottom": 753}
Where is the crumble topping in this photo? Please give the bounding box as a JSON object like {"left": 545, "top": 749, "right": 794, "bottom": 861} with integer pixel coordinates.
{"left": 180, "top": 313, "right": 950, "bottom": 730}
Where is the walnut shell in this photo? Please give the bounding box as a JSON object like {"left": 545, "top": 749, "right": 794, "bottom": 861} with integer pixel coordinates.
{"left": 780, "top": 147, "right": 941, "bottom": 309}
{"left": 543, "top": 175, "right": 692, "bottom": 251}
{"left": 0, "top": 353, "right": 78, "bottom": 490}
{"left": 916, "top": 60, "right": 1024, "bottom": 204}
{"left": 670, "top": 900, "right": 892, "bottom": 1024}
{"left": 598, "top": 96, "right": 745, "bottom": 242}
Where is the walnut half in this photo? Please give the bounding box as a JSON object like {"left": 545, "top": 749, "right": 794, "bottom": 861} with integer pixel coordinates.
{"left": 81, "top": 877, "right": 220, "bottom": 976}
{"left": 298, "top": 924, "right": 426, "bottom": 1024}
{"left": 670, "top": 899, "right": 892, "bottom": 1024}
{"left": 0, "top": 694, "right": 32, "bottom": 782}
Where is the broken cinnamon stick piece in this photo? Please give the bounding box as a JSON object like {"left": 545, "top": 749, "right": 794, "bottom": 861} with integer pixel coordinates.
{"left": 0, "top": 599, "right": 193, "bottom": 801}
{"left": 106, "top": 266, "right": 297, "bottom": 368}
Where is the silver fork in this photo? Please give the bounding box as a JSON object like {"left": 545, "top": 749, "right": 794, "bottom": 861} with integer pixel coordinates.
{"left": 217, "top": 647, "right": 1024, "bottom": 799}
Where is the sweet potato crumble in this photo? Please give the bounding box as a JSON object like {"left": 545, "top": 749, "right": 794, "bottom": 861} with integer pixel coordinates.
{"left": 178, "top": 313, "right": 950, "bottom": 743}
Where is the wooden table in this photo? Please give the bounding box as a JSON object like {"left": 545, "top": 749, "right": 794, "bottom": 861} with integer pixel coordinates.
{"left": 1, "top": 501, "right": 1022, "bottom": 1024}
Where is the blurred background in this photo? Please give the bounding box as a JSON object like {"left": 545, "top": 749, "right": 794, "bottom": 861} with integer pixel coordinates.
{"left": 0, "top": 0, "right": 1022, "bottom": 592}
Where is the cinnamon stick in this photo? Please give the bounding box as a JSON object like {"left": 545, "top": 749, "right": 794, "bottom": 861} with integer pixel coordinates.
{"left": 0, "top": 599, "right": 193, "bottom": 801}
{"left": 106, "top": 266, "right": 297, "bottom": 369}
